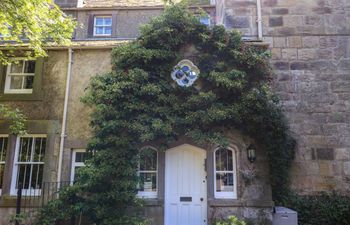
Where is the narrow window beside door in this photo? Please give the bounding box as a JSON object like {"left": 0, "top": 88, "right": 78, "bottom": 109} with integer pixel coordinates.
{"left": 0, "top": 135, "right": 8, "bottom": 195}
{"left": 11, "top": 135, "right": 46, "bottom": 196}
{"left": 214, "top": 147, "right": 237, "bottom": 199}
{"left": 138, "top": 147, "right": 158, "bottom": 198}
{"left": 71, "top": 149, "right": 86, "bottom": 183}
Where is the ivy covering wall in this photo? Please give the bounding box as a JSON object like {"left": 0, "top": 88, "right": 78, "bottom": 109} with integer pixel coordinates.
{"left": 37, "top": 3, "right": 295, "bottom": 225}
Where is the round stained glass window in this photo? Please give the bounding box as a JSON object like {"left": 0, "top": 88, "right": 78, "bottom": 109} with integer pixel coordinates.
{"left": 171, "top": 59, "right": 200, "bottom": 87}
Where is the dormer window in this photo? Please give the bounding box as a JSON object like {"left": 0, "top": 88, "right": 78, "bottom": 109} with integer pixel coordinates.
{"left": 5, "top": 60, "right": 36, "bottom": 94}
{"left": 93, "top": 16, "right": 112, "bottom": 36}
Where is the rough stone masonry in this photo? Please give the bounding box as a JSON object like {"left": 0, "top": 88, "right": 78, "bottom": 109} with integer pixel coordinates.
{"left": 221, "top": 0, "right": 350, "bottom": 195}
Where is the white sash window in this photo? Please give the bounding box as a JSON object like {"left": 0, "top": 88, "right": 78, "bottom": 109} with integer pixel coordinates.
{"left": 138, "top": 147, "right": 158, "bottom": 198}
{"left": 11, "top": 135, "right": 46, "bottom": 196}
{"left": 214, "top": 147, "right": 237, "bottom": 199}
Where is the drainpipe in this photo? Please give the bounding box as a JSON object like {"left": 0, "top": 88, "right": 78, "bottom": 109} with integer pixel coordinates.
{"left": 256, "top": 0, "right": 263, "bottom": 40}
{"left": 57, "top": 48, "right": 73, "bottom": 189}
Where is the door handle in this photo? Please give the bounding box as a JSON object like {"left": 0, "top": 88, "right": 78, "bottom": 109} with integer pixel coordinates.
{"left": 200, "top": 198, "right": 203, "bottom": 201}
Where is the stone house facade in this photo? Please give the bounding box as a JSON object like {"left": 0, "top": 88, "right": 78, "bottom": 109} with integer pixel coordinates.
{"left": 0, "top": 0, "right": 349, "bottom": 224}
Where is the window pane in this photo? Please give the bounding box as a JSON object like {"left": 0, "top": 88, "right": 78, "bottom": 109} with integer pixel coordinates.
{"left": 10, "top": 76, "right": 23, "bottom": 89}
{"left": 104, "top": 18, "right": 112, "bottom": 26}
{"left": 0, "top": 165, "right": 4, "bottom": 189}
{"left": 10, "top": 61, "right": 23, "bottom": 73}
{"left": 24, "top": 61, "right": 35, "bottom": 73}
{"left": 19, "top": 138, "right": 33, "bottom": 162}
{"left": 23, "top": 75, "right": 34, "bottom": 89}
{"left": 139, "top": 172, "right": 157, "bottom": 192}
{"left": 215, "top": 148, "right": 233, "bottom": 171}
{"left": 75, "top": 152, "right": 86, "bottom": 163}
{"left": 0, "top": 137, "right": 7, "bottom": 162}
{"left": 140, "top": 148, "right": 157, "bottom": 171}
{"left": 95, "top": 27, "right": 104, "bottom": 34}
{"left": 104, "top": 27, "right": 112, "bottom": 35}
{"left": 33, "top": 138, "right": 46, "bottom": 162}
{"left": 95, "top": 18, "right": 104, "bottom": 26}
{"left": 17, "top": 164, "right": 31, "bottom": 189}
{"left": 31, "top": 164, "right": 43, "bottom": 189}
{"left": 216, "top": 173, "right": 234, "bottom": 192}
{"left": 199, "top": 16, "right": 210, "bottom": 26}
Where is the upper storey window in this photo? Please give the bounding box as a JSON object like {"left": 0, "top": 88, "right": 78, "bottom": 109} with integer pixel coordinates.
{"left": 93, "top": 16, "right": 112, "bottom": 36}
{"left": 5, "top": 60, "right": 36, "bottom": 94}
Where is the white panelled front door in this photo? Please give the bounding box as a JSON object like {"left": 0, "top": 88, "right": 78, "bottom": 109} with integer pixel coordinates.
{"left": 165, "top": 144, "right": 207, "bottom": 225}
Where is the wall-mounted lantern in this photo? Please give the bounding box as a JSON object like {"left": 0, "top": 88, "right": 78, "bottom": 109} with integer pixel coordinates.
{"left": 247, "top": 144, "right": 256, "bottom": 163}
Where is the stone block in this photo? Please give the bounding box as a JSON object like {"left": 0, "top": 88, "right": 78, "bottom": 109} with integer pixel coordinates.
{"left": 302, "top": 36, "right": 319, "bottom": 48}
{"left": 271, "top": 48, "right": 282, "bottom": 60}
{"left": 288, "top": 36, "right": 302, "bottom": 48}
{"left": 312, "top": 148, "right": 334, "bottom": 160}
{"left": 319, "top": 161, "right": 334, "bottom": 176}
{"left": 275, "top": 27, "right": 296, "bottom": 36}
{"left": 269, "top": 16, "right": 283, "bottom": 27}
{"left": 271, "top": 8, "right": 289, "bottom": 15}
{"left": 312, "top": 7, "right": 332, "bottom": 14}
{"left": 262, "top": 0, "right": 277, "bottom": 7}
{"left": 284, "top": 16, "right": 303, "bottom": 27}
{"left": 331, "top": 81, "right": 350, "bottom": 93}
{"left": 282, "top": 48, "right": 297, "bottom": 60}
{"left": 225, "top": 15, "right": 251, "bottom": 28}
{"left": 319, "top": 36, "right": 337, "bottom": 48}
{"left": 339, "top": 60, "right": 350, "bottom": 71}
{"left": 298, "top": 49, "right": 317, "bottom": 60}
{"left": 343, "top": 161, "right": 350, "bottom": 176}
{"left": 290, "top": 61, "right": 309, "bottom": 70}
{"left": 335, "top": 148, "right": 350, "bottom": 160}
{"left": 304, "top": 16, "right": 323, "bottom": 26}
{"left": 225, "top": 0, "right": 256, "bottom": 8}
{"left": 273, "top": 37, "right": 287, "bottom": 47}
{"left": 317, "top": 49, "right": 333, "bottom": 60}
{"left": 273, "top": 61, "right": 289, "bottom": 70}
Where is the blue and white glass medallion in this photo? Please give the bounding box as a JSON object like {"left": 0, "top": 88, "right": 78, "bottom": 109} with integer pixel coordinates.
{"left": 171, "top": 60, "right": 200, "bottom": 87}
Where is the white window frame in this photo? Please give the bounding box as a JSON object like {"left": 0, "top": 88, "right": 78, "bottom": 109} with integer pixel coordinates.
{"left": 214, "top": 146, "right": 237, "bottom": 199}
{"left": 137, "top": 146, "right": 158, "bottom": 199}
{"left": 4, "top": 59, "right": 36, "bottom": 94}
{"left": 0, "top": 135, "right": 8, "bottom": 195}
{"left": 70, "top": 149, "right": 86, "bottom": 184}
{"left": 93, "top": 16, "right": 112, "bottom": 36}
{"left": 10, "top": 134, "right": 46, "bottom": 196}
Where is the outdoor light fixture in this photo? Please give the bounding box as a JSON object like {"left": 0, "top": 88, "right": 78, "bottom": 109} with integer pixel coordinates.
{"left": 247, "top": 144, "right": 256, "bottom": 163}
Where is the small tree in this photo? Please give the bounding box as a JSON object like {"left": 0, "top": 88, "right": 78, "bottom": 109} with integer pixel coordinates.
{"left": 0, "top": 0, "right": 75, "bottom": 63}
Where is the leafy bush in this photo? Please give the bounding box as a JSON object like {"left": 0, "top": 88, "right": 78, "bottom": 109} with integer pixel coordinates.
{"left": 286, "top": 192, "right": 350, "bottom": 225}
{"left": 213, "top": 216, "right": 246, "bottom": 225}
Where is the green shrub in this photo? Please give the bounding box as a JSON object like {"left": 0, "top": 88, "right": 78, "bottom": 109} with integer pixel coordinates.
{"left": 213, "top": 216, "right": 247, "bottom": 225}
{"left": 286, "top": 192, "right": 350, "bottom": 225}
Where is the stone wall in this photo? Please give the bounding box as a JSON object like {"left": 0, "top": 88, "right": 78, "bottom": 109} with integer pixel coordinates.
{"left": 222, "top": 0, "right": 350, "bottom": 195}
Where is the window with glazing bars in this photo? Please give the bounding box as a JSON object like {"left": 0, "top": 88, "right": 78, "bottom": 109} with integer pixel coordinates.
{"left": 11, "top": 136, "right": 46, "bottom": 195}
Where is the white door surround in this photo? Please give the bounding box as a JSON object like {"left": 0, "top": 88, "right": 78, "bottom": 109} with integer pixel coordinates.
{"left": 164, "top": 144, "right": 207, "bottom": 225}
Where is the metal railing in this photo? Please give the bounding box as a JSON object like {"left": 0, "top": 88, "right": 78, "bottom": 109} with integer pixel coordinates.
{"left": 15, "top": 181, "right": 71, "bottom": 225}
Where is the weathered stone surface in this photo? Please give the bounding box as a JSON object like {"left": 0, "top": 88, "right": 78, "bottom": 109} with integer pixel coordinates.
{"left": 312, "top": 148, "right": 334, "bottom": 160}
{"left": 225, "top": 15, "right": 251, "bottom": 28}
{"left": 282, "top": 48, "right": 297, "bottom": 60}
{"left": 273, "top": 37, "right": 287, "bottom": 47}
{"left": 271, "top": 8, "right": 289, "bottom": 15}
{"left": 269, "top": 16, "right": 283, "bottom": 27}
{"left": 302, "top": 36, "right": 319, "bottom": 48}
{"left": 290, "top": 61, "right": 309, "bottom": 70}
{"left": 288, "top": 36, "right": 302, "bottom": 48}
{"left": 343, "top": 162, "right": 350, "bottom": 176}
{"left": 298, "top": 49, "right": 317, "bottom": 60}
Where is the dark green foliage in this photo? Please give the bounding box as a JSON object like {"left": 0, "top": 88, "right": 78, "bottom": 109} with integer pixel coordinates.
{"left": 286, "top": 193, "right": 350, "bottom": 225}
{"left": 37, "top": 2, "right": 295, "bottom": 224}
